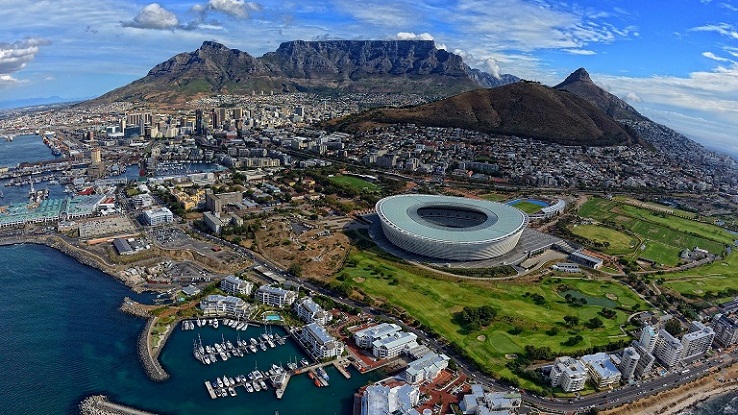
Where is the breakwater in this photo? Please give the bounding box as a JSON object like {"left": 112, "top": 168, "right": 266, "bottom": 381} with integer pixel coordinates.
{"left": 138, "top": 317, "right": 170, "bottom": 381}
{"left": 79, "top": 395, "right": 159, "bottom": 415}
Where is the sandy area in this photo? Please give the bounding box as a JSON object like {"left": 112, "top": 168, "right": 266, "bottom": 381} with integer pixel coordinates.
{"left": 602, "top": 362, "right": 738, "bottom": 415}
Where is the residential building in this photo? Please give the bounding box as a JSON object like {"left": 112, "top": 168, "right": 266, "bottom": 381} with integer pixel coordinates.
{"left": 460, "top": 385, "right": 522, "bottom": 415}
{"left": 255, "top": 285, "right": 297, "bottom": 308}
{"left": 550, "top": 356, "right": 588, "bottom": 392}
{"left": 580, "top": 353, "right": 622, "bottom": 389}
{"left": 141, "top": 207, "right": 173, "bottom": 226}
{"left": 300, "top": 322, "right": 344, "bottom": 360}
{"left": 372, "top": 332, "right": 418, "bottom": 359}
{"left": 713, "top": 314, "right": 738, "bottom": 347}
{"left": 640, "top": 325, "right": 659, "bottom": 353}
{"left": 220, "top": 275, "right": 253, "bottom": 296}
{"left": 199, "top": 294, "right": 250, "bottom": 319}
{"left": 361, "top": 382, "right": 419, "bottom": 415}
{"left": 354, "top": 323, "right": 403, "bottom": 349}
{"left": 681, "top": 321, "right": 715, "bottom": 360}
{"left": 404, "top": 352, "right": 450, "bottom": 384}
{"left": 619, "top": 347, "right": 640, "bottom": 381}
{"left": 631, "top": 340, "right": 656, "bottom": 379}
{"left": 655, "top": 329, "right": 684, "bottom": 367}
{"left": 294, "top": 297, "right": 332, "bottom": 325}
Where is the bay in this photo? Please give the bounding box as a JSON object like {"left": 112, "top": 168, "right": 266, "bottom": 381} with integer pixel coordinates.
{"left": 0, "top": 244, "right": 376, "bottom": 415}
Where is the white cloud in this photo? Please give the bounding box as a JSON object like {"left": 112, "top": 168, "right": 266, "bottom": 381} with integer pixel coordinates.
{"left": 562, "top": 49, "right": 597, "bottom": 55}
{"left": 691, "top": 23, "right": 738, "bottom": 40}
{"left": 483, "top": 57, "right": 502, "bottom": 79}
{"left": 702, "top": 51, "right": 734, "bottom": 62}
{"left": 200, "top": 0, "right": 262, "bottom": 19}
{"left": 0, "top": 38, "right": 51, "bottom": 76}
{"left": 622, "top": 91, "right": 642, "bottom": 103}
{"left": 122, "top": 3, "right": 179, "bottom": 30}
{"left": 720, "top": 2, "right": 738, "bottom": 11}
{"left": 0, "top": 74, "right": 24, "bottom": 88}
{"left": 394, "top": 32, "right": 434, "bottom": 41}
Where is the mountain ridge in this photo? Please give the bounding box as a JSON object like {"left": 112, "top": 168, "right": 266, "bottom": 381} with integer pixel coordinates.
{"left": 95, "top": 40, "right": 519, "bottom": 103}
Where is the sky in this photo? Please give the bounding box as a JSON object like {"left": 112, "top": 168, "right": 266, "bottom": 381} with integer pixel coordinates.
{"left": 1, "top": 0, "right": 738, "bottom": 155}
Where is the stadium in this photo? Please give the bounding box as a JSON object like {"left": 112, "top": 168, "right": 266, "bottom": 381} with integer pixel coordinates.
{"left": 375, "top": 194, "right": 529, "bottom": 261}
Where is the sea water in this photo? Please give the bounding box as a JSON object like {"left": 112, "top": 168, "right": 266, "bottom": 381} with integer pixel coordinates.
{"left": 0, "top": 244, "right": 377, "bottom": 415}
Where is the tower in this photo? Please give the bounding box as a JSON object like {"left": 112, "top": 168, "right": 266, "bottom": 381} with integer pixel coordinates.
{"left": 640, "top": 325, "right": 658, "bottom": 353}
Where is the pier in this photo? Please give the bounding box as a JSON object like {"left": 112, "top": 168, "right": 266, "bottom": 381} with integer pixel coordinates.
{"left": 79, "top": 395, "right": 159, "bottom": 415}
{"left": 333, "top": 360, "right": 352, "bottom": 379}
{"left": 204, "top": 381, "right": 217, "bottom": 399}
{"left": 275, "top": 373, "right": 290, "bottom": 399}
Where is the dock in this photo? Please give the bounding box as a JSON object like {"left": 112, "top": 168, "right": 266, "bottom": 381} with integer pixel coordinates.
{"left": 204, "top": 381, "right": 217, "bottom": 399}
{"left": 275, "top": 373, "right": 291, "bottom": 399}
{"left": 333, "top": 360, "right": 352, "bottom": 379}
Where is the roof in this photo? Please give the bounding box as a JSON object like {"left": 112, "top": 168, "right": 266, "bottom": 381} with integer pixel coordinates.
{"left": 375, "top": 194, "right": 527, "bottom": 244}
{"left": 355, "top": 323, "right": 402, "bottom": 339}
{"left": 581, "top": 353, "right": 621, "bottom": 379}
{"left": 304, "top": 322, "right": 335, "bottom": 344}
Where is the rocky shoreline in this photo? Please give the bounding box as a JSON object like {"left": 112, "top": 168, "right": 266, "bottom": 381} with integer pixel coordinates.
{"left": 138, "top": 316, "right": 171, "bottom": 381}
{"left": 79, "top": 395, "right": 159, "bottom": 415}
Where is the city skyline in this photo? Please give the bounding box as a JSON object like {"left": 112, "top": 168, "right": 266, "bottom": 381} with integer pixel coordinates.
{"left": 1, "top": 0, "right": 738, "bottom": 155}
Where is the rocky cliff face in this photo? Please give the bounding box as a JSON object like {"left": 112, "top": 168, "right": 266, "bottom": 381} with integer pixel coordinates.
{"left": 95, "top": 40, "right": 519, "bottom": 102}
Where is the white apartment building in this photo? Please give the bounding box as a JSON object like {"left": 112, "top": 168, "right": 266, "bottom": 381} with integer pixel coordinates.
{"left": 640, "top": 325, "right": 658, "bottom": 353}
{"left": 294, "top": 297, "right": 332, "bottom": 325}
{"left": 580, "top": 353, "right": 622, "bottom": 389}
{"left": 300, "top": 322, "right": 344, "bottom": 360}
{"left": 353, "top": 323, "right": 402, "bottom": 349}
{"left": 550, "top": 356, "right": 588, "bottom": 392}
{"left": 404, "top": 352, "right": 450, "bottom": 384}
{"left": 655, "top": 329, "right": 684, "bottom": 367}
{"left": 619, "top": 347, "right": 640, "bottom": 381}
{"left": 372, "top": 332, "right": 418, "bottom": 359}
{"left": 460, "top": 385, "right": 522, "bottom": 415}
{"left": 220, "top": 275, "right": 253, "bottom": 295}
{"left": 361, "top": 383, "right": 419, "bottom": 415}
{"left": 681, "top": 321, "right": 715, "bottom": 360}
{"left": 255, "top": 285, "right": 297, "bottom": 308}
{"left": 199, "top": 294, "right": 250, "bottom": 319}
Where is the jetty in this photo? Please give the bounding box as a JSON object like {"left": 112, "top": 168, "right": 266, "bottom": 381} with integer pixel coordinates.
{"left": 275, "top": 373, "right": 291, "bottom": 399}
{"left": 333, "top": 360, "right": 352, "bottom": 379}
{"left": 79, "top": 395, "right": 159, "bottom": 415}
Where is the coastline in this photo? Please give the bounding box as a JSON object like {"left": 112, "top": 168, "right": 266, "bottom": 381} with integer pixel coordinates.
{"left": 603, "top": 362, "right": 738, "bottom": 415}
{"left": 79, "top": 395, "right": 160, "bottom": 415}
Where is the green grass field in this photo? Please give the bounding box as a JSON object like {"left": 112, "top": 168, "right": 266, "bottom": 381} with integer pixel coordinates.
{"left": 340, "top": 246, "right": 645, "bottom": 390}
{"left": 660, "top": 251, "right": 738, "bottom": 300}
{"left": 578, "top": 197, "right": 731, "bottom": 265}
{"left": 512, "top": 200, "right": 543, "bottom": 214}
{"left": 328, "top": 175, "right": 380, "bottom": 192}
{"left": 568, "top": 224, "right": 636, "bottom": 255}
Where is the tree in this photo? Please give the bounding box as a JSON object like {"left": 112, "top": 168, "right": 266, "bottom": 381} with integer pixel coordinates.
{"left": 288, "top": 263, "right": 303, "bottom": 278}
{"left": 564, "top": 315, "right": 579, "bottom": 327}
{"left": 587, "top": 317, "right": 604, "bottom": 329}
{"left": 665, "top": 319, "right": 683, "bottom": 336}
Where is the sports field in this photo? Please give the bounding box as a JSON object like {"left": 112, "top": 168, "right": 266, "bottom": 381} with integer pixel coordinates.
{"left": 328, "top": 175, "right": 380, "bottom": 192}
{"left": 339, "top": 246, "right": 645, "bottom": 391}
{"left": 578, "top": 197, "right": 731, "bottom": 265}
{"left": 512, "top": 200, "right": 543, "bottom": 214}
{"left": 568, "top": 224, "right": 636, "bottom": 255}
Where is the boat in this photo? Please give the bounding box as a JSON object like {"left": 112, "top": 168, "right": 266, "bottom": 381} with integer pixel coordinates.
{"left": 217, "top": 377, "right": 224, "bottom": 388}
{"left": 260, "top": 342, "right": 267, "bottom": 351}
{"left": 245, "top": 382, "right": 254, "bottom": 393}
{"left": 317, "top": 367, "right": 330, "bottom": 382}
{"left": 259, "top": 379, "right": 268, "bottom": 390}
{"left": 308, "top": 371, "right": 315, "bottom": 380}
{"left": 300, "top": 358, "right": 310, "bottom": 367}
{"left": 223, "top": 376, "right": 230, "bottom": 387}
{"left": 253, "top": 381, "right": 261, "bottom": 392}
{"left": 228, "top": 387, "right": 236, "bottom": 397}
{"left": 314, "top": 378, "right": 322, "bottom": 387}
{"left": 249, "top": 344, "right": 257, "bottom": 353}
{"left": 213, "top": 319, "right": 219, "bottom": 329}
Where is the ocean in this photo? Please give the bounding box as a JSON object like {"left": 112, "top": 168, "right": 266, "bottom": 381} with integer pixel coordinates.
{"left": 0, "top": 243, "right": 377, "bottom": 415}
{"left": 684, "top": 393, "right": 738, "bottom": 415}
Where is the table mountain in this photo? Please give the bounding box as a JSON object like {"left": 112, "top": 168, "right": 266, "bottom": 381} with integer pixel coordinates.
{"left": 94, "top": 40, "right": 519, "bottom": 103}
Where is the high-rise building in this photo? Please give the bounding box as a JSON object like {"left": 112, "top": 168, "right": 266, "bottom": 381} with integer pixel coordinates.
{"left": 195, "top": 109, "right": 204, "bottom": 135}
{"left": 681, "top": 321, "right": 715, "bottom": 360}
{"left": 631, "top": 341, "right": 656, "bottom": 379}
{"left": 713, "top": 314, "right": 738, "bottom": 347}
{"left": 655, "top": 329, "right": 684, "bottom": 367}
{"left": 640, "top": 325, "right": 658, "bottom": 353}
{"left": 619, "top": 347, "right": 640, "bottom": 381}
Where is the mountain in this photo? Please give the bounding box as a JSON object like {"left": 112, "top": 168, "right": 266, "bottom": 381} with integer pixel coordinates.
{"left": 327, "top": 81, "right": 641, "bottom": 146}
{"left": 95, "top": 40, "right": 519, "bottom": 103}
{"left": 555, "top": 68, "right": 644, "bottom": 121}
{"left": 554, "top": 68, "right": 710, "bottom": 162}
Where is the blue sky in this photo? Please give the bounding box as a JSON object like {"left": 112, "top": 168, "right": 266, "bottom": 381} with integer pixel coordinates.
{"left": 1, "top": 0, "right": 738, "bottom": 155}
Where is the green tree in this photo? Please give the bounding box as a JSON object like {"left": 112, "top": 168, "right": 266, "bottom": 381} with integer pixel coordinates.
{"left": 665, "top": 319, "right": 683, "bottom": 336}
